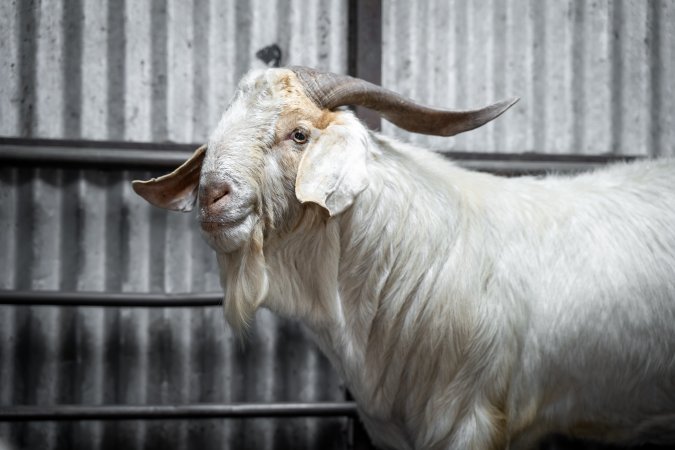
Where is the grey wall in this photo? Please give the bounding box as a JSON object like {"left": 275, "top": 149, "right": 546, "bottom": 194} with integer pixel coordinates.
{"left": 0, "top": 166, "right": 349, "bottom": 450}
{"left": 0, "top": 0, "right": 347, "bottom": 142}
{"left": 1, "top": 1, "right": 674, "bottom": 150}
{"left": 382, "top": 0, "right": 675, "bottom": 156}
{"left": 1, "top": 1, "right": 674, "bottom": 450}
{"left": 1, "top": 1, "right": 350, "bottom": 450}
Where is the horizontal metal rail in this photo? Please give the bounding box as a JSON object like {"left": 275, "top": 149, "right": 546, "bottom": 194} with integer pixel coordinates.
{"left": 0, "top": 291, "right": 222, "bottom": 307}
{"left": 0, "top": 137, "right": 195, "bottom": 169}
{"left": 0, "top": 138, "right": 640, "bottom": 174}
{"left": 0, "top": 402, "right": 358, "bottom": 421}
{"left": 455, "top": 157, "right": 635, "bottom": 175}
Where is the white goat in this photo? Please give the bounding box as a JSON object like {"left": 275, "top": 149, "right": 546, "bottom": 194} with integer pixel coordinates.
{"left": 133, "top": 67, "right": 675, "bottom": 450}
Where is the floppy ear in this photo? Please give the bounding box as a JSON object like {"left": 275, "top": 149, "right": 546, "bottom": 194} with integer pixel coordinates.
{"left": 295, "top": 123, "right": 369, "bottom": 217}
{"left": 132, "top": 145, "right": 206, "bottom": 211}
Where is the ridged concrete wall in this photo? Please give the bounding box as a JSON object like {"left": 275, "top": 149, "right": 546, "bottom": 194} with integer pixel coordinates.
{"left": 382, "top": 0, "right": 675, "bottom": 156}
{"left": 0, "top": 165, "right": 348, "bottom": 450}
{"left": 0, "top": 0, "right": 347, "bottom": 142}
{"left": 0, "top": 1, "right": 349, "bottom": 450}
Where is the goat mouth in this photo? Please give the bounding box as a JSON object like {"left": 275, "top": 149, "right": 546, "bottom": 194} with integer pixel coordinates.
{"left": 199, "top": 215, "right": 248, "bottom": 231}
{"left": 198, "top": 213, "right": 257, "bottom": 254}
{"left": 199, "top": 202, "right": 255, "bottom": 231}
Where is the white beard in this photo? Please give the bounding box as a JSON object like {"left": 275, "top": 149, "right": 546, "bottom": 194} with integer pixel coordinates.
{"left": 217, "top": 223, "right": 269, "bottom": 336}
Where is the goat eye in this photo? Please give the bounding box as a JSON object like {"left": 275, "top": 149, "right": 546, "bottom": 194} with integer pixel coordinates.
{"left": 291, "top": 129, "right": 308, "bottom": 144}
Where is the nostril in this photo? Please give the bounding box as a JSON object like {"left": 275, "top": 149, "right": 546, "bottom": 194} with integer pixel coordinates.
{"left": 210, "top": 185, "right": 230, "bottom": 205}
{"left": 199, "top": 179, "right": 233, "bottom": 210}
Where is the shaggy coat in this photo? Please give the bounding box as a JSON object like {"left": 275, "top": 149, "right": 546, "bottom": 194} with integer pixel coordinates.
{"left": 133, "top": 68, "right": 675, "bottom": 450}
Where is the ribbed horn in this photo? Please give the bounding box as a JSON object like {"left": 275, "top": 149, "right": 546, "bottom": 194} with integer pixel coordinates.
{"left": 290, "top": 66, "right": 518, "bottom": 137}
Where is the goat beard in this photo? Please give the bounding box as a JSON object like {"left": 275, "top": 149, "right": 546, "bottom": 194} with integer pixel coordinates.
{"left": 217, "top": 222, "right": 269, "bottom": 337}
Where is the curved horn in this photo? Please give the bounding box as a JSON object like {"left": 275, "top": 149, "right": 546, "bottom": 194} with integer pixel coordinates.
{"left": 290, "top": 66, "right": 518, "bottom": 137}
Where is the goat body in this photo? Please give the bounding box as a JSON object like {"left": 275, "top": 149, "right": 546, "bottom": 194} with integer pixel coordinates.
{"left": 264, "top": 134, "right": 675, "bottom": 449}
{"left": 133, "top": 67, "right": 675, "bottom": 449}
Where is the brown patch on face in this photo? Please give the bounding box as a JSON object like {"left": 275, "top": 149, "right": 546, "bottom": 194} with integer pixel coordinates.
{"left": 256, "top": 69, "right": 346, "bottom": 244}
{"left": 269, "top": 70, "right": 340, "bottom": 143}
{"left": 276, "top": 73, "right": 291, "bottom": 89}
{"left": 314, "top": 110, "right": 337, "bottom": 130}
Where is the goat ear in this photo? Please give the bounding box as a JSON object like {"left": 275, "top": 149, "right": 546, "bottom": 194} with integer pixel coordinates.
{"left": 132, "top": 145, "right": 206, "bottom": 211}
{"left": 295, "top": 123, "right": 369, "bottom": 217}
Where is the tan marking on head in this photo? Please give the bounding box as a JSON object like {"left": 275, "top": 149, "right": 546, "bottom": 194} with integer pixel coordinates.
{"left": 268, "top": 70, "right": 342, "bottom": 143}
{"left": 314, "top": 110, "right": 337, "bottom": 130}
{"left": 276, "top": 73, "right": 291, "bottom": 87}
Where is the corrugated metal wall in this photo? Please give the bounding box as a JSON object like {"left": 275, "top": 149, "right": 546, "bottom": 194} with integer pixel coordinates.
{"left": 0, "top": 1, "right": 349, "bottom": 449}
{"left": 0, "top": 166, "right": 348, "bottom": 450}
{"left": 2, "top": 1, "right": 674, "bottom": 450}
{"left": 0, "top": 0, "right": 347, "bottom": 141}
{"left": 382, "top": 0, "right": 675, "bottom": 156}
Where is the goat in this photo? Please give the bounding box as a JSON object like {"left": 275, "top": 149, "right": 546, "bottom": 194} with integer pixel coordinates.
{"left": 132, "top": 67, "right": 675, "bottom": 450}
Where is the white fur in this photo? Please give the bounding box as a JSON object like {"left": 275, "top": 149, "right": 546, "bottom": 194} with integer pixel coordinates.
{"left": 141, "top": 69, "right": 675, "bottom": 449}
{"left": 259, "top": 130, "right": 675, "bottom": 449}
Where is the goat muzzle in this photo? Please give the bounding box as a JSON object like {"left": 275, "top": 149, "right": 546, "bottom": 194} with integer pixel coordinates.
{"left": 198, "top": 173, "right": 235, "bottom": 225}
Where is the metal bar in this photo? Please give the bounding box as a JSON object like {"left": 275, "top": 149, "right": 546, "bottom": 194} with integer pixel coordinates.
{"left": 0, "top": 402, "right": 358, "bottom": 421}
{"left": 446, "top": 151, "right": 639, "bottom": 175}
{"left": 0, "top": 138, "right": 641, "bottom": 175}
{"left": 0, "top": 137, "right": 196, "bottom": 169}
{"left": 0, "top": 290, "right": 222, "bottom": 307}
{"left": 454, "top": 158, "right": 637, "bottom": 175}
{"left": 348, "top": 0, "right": 383, "bottom": 131}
